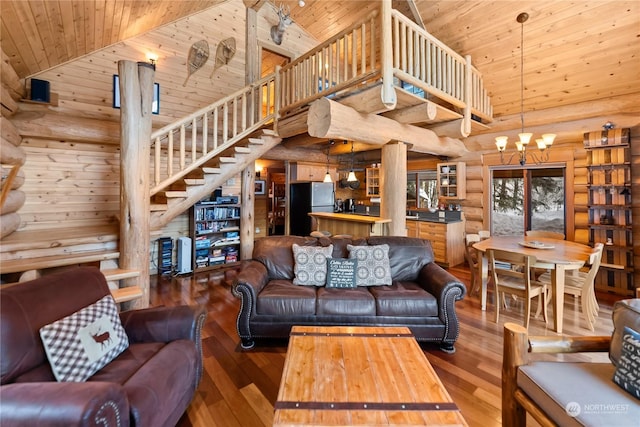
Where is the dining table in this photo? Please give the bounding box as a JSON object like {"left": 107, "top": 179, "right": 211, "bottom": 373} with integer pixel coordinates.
{"left": 473, "top": 235, "right": 594, "bottom": 334}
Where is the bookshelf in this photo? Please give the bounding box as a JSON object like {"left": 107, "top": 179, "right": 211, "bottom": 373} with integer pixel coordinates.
{"left": 189, "top": 201, "right": 241, "bottom": 272}
{"left": 584, "top": 128, "right": 633, "bottom": 296}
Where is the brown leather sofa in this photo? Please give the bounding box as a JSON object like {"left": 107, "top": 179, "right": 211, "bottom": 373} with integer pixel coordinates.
{"left": 0, "top": 267, "right": 206, "bottom": 427}
{"left": 233, "top": 235, "right": 466, "bottom": 353}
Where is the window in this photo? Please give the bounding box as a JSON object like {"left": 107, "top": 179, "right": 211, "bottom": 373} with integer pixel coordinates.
{"left": 491, "top": 167, "right": 565, "bottom": 236}
{"left": 407, "top": 170, "right": 438, "bottom": 209}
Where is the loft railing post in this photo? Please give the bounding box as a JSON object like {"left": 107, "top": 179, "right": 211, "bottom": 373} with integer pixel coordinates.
{"left": 463, "top": 55, "right": 472, "bottom": 136}
{"left": 274, "top": 65, "right": 282, "bottom": 135}
{"left": 381, "top": 0, "right": 396, "bottom": 109}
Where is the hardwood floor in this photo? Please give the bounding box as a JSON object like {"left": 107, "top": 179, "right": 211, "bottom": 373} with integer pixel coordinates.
{"left": 149, "top": 263, "right": 626, "bottom": 427}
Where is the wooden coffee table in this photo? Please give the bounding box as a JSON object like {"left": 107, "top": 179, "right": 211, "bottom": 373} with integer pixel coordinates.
{"left": 273, "top": 326, "right": 468, "bottom": 426}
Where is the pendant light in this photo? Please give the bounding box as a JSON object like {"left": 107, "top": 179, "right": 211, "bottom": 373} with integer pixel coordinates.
{"left": 346, "top": 140, "right": 357, "bottom": 182}
{"left": 495, "top": 12, "right": 555, "bottom": 166}
{"left": 323, "top": 142, "right": 333, "bottom": 183}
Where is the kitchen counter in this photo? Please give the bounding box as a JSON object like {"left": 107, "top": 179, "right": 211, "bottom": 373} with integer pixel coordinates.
{"left": 405, "top": 210, "right": 463, "bottom": 224}
{"left": 308, "top": 212, "right": 391, "bottom": 237}
{"left": 405, "top": 212, "right": 466, "bottom": 267}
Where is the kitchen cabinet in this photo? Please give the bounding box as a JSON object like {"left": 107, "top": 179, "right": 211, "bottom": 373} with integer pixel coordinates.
{"left": 410, "top": 219, "right": 465, "bottom": 268}
{"left": 291, "top": 162, "right": 336, "bottom": 182}
{"left": 365, "top": 167, "right": 380, "bottom": 197}
{"left": 437, "top": 162, "right": 466, "bottom": 200}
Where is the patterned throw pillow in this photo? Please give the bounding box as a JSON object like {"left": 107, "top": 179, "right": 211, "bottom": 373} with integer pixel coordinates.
{"left": 292, "top": 244, "right": 334, "bottom": 286}
{"left": 39, "top": 295, "right": 129, "bottom": 382}
{"left": 326, "top": 258, "right": 358, "bottom": 288}
{"left": 347, "top": 244, "right": 392, "bottom": 286}
{"left": 612, "top": 326, "right": 640, "bottom": 399}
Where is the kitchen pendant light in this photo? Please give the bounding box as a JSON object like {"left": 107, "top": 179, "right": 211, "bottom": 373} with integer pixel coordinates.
{"left": 347, "top": 141, "right": 357, "bottom": 182}
{"left": 323, "top": 150, "right": 332, "bottom": 183}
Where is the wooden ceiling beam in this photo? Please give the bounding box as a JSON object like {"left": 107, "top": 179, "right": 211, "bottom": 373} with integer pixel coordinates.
{"left": 307, "top": 97, "right": 468, "bottom": 157}
{"left": 405, "top": 0, "right": 425, "bottom": 30}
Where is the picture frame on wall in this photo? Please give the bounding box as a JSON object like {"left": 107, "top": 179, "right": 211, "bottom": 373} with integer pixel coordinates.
{"left": 255, "top": 180, "right": 266, "bottom": 195}
{"left": 113, "top": 74, "right": 160, "bottom": 114}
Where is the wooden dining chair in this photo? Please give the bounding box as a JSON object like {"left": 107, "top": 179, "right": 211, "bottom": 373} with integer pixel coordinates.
{"left": 478, "top": 230, "right": 491, "bottom": 240}
{"left": 525, "top": 230, "right": 565, "bottom": 240}
{"left": 464, "top": 233, "right": 481, "bottom": 294}
{"left": 537, "top": 243, "right": 604, "bottom": 331}
{"left": 488, "top": 249, "right": 548, "bottom": 329}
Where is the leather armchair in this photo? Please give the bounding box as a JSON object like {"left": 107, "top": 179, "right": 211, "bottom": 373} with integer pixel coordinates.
{"left": 0, "top": 267, "right": 206, "bottom": 427}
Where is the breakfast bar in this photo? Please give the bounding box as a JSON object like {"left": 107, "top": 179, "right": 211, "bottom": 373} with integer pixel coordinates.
{"left": 308, "top": 212, "right": 391, "bottom": 237}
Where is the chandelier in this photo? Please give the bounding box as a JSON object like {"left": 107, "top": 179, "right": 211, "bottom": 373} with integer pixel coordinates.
{"left": 495, "top": 12, "right": 555, "bottom": 166}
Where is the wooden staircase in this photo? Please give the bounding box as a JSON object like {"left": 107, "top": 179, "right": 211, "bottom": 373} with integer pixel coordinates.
{"left": 150, "top": 130, "right": 281, "bottom": 230}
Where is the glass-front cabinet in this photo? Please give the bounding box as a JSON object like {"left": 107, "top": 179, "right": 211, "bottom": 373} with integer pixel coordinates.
{"left": 437, "top": 162, "right": 466, "bottom": 200}
{"left": 366, "top": 167, "right": 380, "bottom": 197}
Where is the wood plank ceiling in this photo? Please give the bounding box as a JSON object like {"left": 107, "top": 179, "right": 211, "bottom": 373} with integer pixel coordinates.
{"left": 2, "top": 0, "right": 639, "bottom": 119}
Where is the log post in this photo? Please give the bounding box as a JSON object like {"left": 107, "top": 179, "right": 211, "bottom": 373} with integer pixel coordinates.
{"left": 240, "top": 163, "right": 256, "bottom": 260}
{"left": 380, "top": 0, "right": 396, "bottom": 109}
{"left": 380, "top": 142, "right": 407, "bottom": 236}
{"left": 118, "top": 60, "right": 154, "bottom": 309}
{"left": 502, "top": 323, "right": 528, "bottom": 427}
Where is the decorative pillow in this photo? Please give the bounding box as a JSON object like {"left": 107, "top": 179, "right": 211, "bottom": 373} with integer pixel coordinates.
{"left": 347, "top": 244, "right": 392, "bottom": 286}
{"left": 612, "top": 326, "right": 640, "bottom": 399}
{"left": 39, "top": 295, "right": 129, "bottom": 382}
{"left": 292, "top": 244, "right": 333, "bottom": 286}
{"left": 326, "top": 258, "right": 358, "bottom": 288}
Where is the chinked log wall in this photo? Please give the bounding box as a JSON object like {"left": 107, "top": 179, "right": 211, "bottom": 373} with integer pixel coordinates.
{"left": 0, "top": 47, "right": 27, "bottom": 238}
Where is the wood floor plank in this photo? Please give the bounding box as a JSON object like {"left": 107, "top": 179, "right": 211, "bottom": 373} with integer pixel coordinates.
{"left": 159, "top": 261, "right": 624, "bottom": 427}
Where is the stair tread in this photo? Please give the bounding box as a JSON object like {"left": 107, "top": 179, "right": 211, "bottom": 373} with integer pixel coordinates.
{"left": 1, "top": 250, "right": 120, "bottom": 274}
{"left": 111, "top": 286, "right": 144, "bottom": 303}
{"left": 219, "top": 157, "right": 237, "bottom": 163}
{"left": 165, "top": 191, "right": 189, "bottom": 197}
{"left": 202, "top": 167, "right": 221, "bottom": 174}
{"left": 102, "top": 268, "right": 141, "bottom": 281}
{"left": 150, "top": 204, "right": 168, "bottom": 211}
{"left": 234, "top": 147, "right": 251, "bottom": 153}
{"left": 184, "top": 178, "right": 205, "bottom": 185}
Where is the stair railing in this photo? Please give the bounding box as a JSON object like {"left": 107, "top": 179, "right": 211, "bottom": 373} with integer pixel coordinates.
{"left": 150, "top": 73, "right": 276, "bottom": 195}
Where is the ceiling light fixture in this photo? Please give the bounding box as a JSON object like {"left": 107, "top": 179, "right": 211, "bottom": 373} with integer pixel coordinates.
{"left": 298, "top": 0, "right": 305, "bottom": 7}
{"left": 146, "top": 53, "right": 158, "bottom": 70}
{"left": 323, "top": 140, "right": 333, "bottom": 183}
{"left": 347, "top": 140, "right": 357, "bottom": 182}
{"left": 495, "top": 12, "right": 555, "bottom": 166}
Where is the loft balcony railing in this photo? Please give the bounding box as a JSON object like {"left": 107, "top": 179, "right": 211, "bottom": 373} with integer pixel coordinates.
{"left": 277, "top": 5, "right": 492, "bottom": 124}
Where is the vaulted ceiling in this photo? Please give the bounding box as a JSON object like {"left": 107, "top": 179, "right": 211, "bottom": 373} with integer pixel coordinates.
{"left": 2, "top": 0, "right": 639, "bottom": 120}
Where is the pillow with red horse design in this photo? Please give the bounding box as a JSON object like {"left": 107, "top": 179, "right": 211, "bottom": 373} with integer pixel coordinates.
{"left": 39, "top": 294, "right": 129, "bottom": 382}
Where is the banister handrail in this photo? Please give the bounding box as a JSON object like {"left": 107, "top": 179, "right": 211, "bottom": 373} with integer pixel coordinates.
{"left": 150, "top": 73, "right": 276, "bottom": 195}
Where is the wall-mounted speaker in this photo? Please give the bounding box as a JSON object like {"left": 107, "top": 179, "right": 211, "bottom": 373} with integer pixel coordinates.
{"left": 30, "top": 78, "right": 50, "bottom": 103}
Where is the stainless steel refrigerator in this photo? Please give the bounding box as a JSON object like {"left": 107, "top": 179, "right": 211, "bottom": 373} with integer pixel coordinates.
{"left": 289, "top": 182, "right": 334, "bottom": 236}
